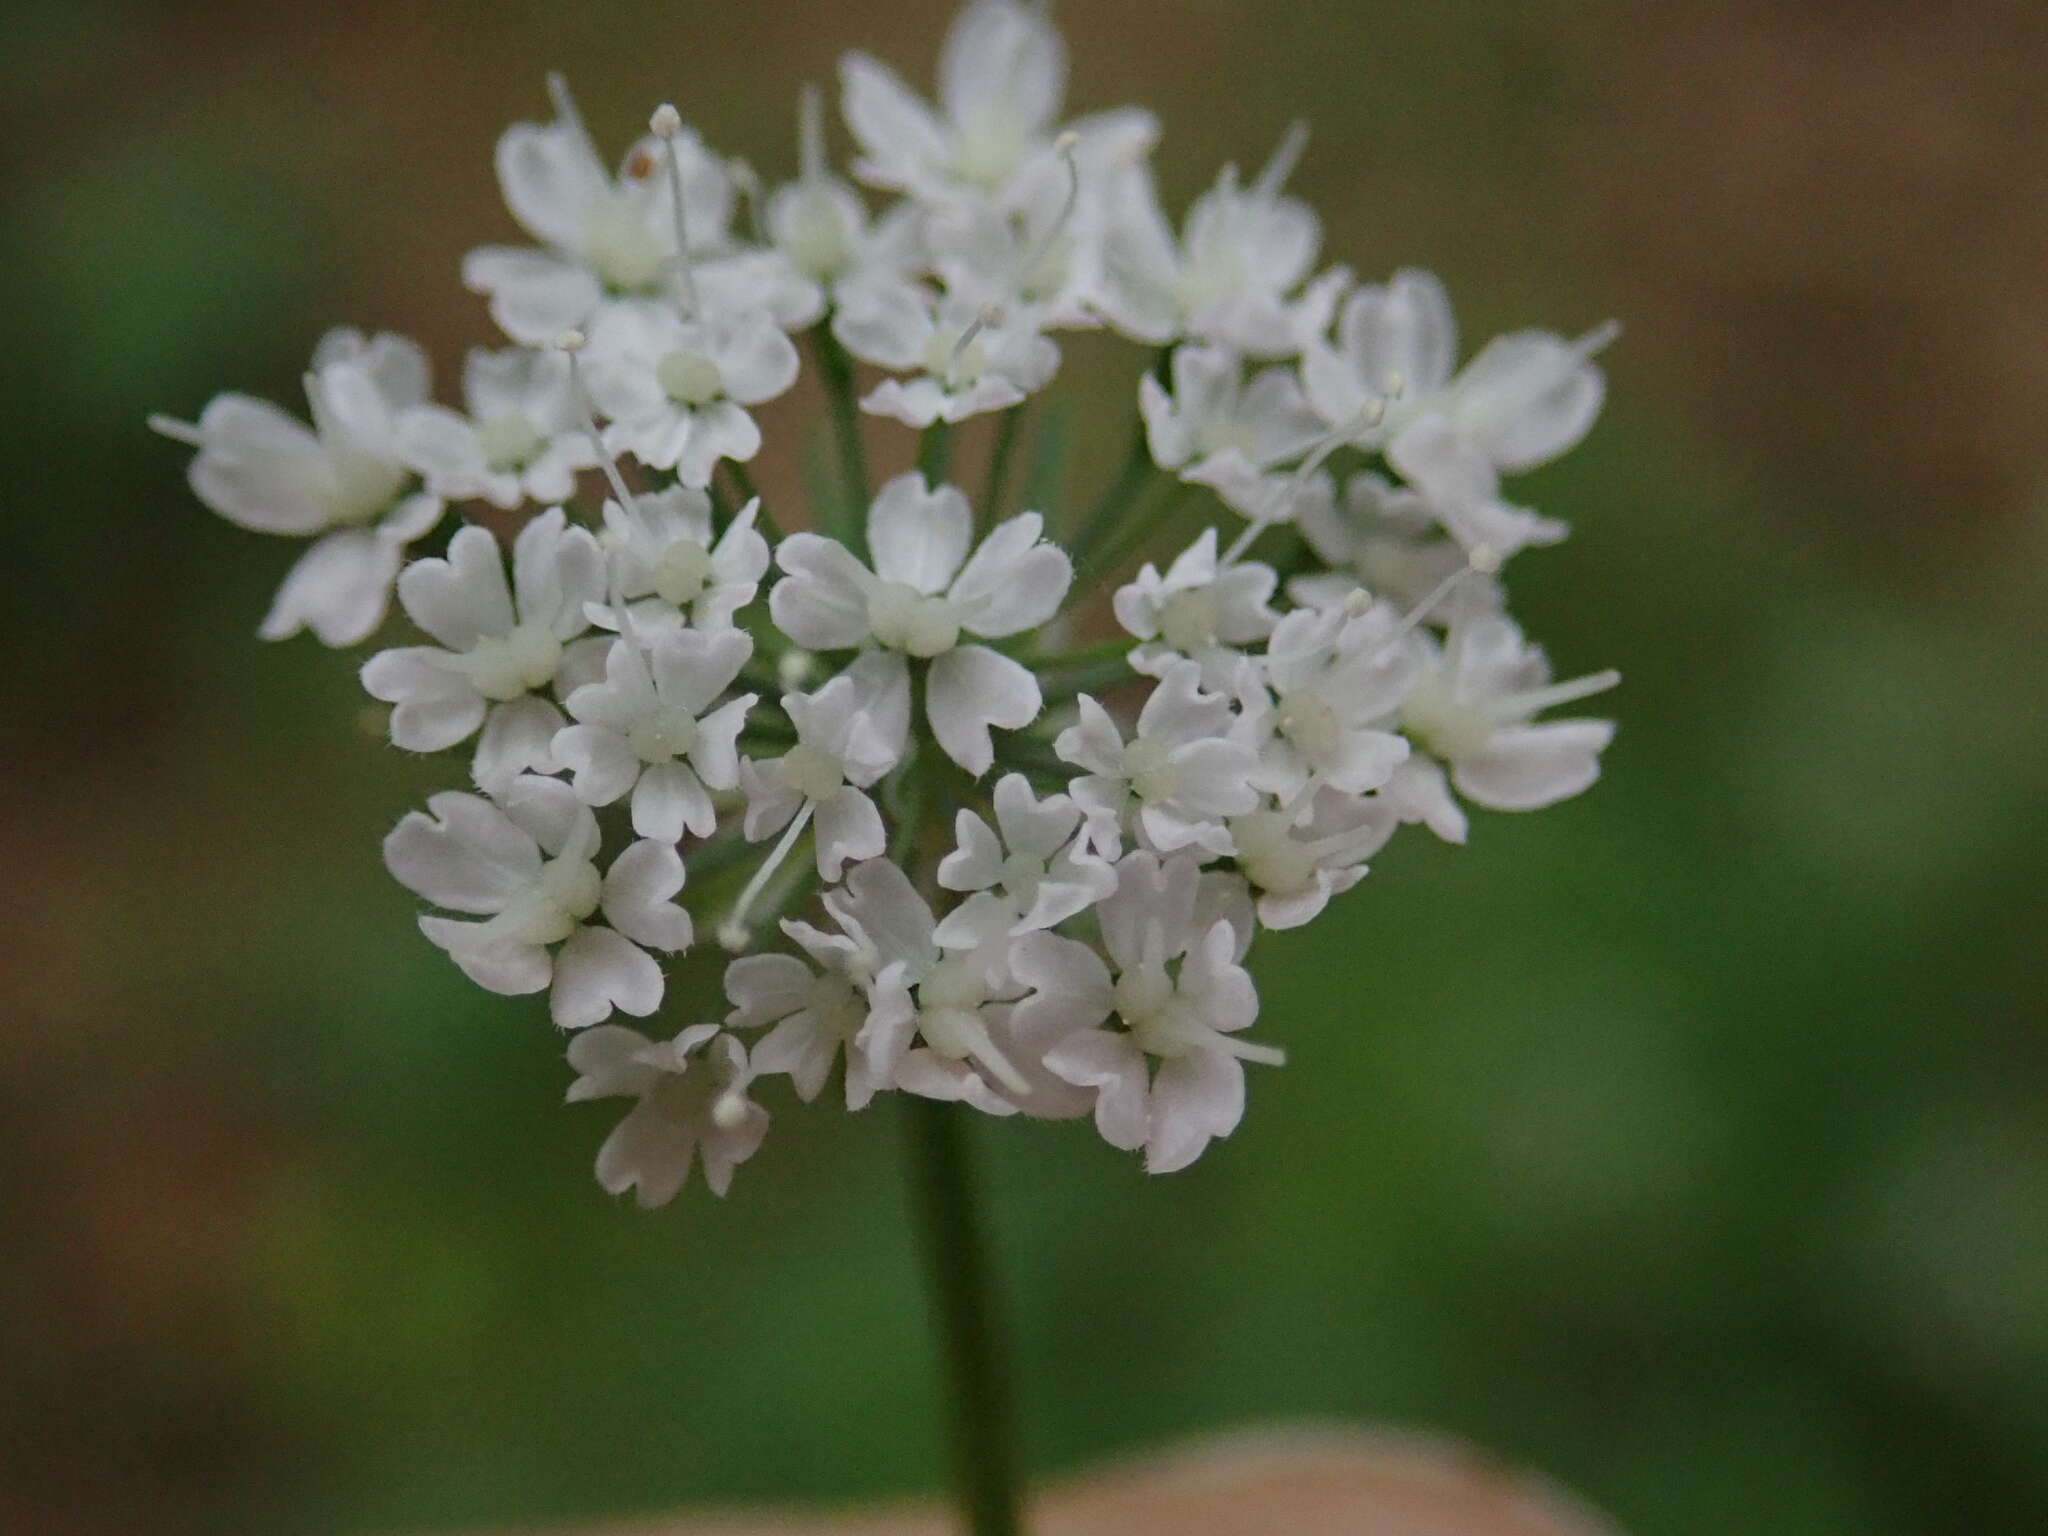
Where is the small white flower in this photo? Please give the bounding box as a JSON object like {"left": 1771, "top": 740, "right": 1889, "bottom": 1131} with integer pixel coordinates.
{"left": 1397, "top": 612, "right": 1619, "bottom": 823}
{"left": 1094, "top": 128, "right": 1348, "bottom": 358}
{"left": 894, "top": 936, "right": 1094, "bottom": 1119}
{"left": 1228, "top": 786, "right": 1395, "bottom": 930}
{"left": 1303, "top": 268, "right": 1612, "bottom": 540}
{"left": 723, "top": 950, "right": 873, "bottom": 1107}
{"left": 1246, "top": 601, "right": 1416, "bottom": 800}
{"left": 770, "top": 473, "right": 1070, "bottom": 774}
{"left": 150, "top": 328, "right": 444, "bottom": 646}
{"left": 362, "top": 510, "right": 606, "bottom": 794}
{"left": 767, "top": 84, "right": 929, "bottom": 296}
{"left": 1293, "top": 471, "right": 1507, "bottom": 618}
{"left": 567, "top": 1023, "right": 768, "bottom": 1204}
{"left": 395, "top": 346, "right": 599, "bottom": 510}
{"left": 1113, "top": 527, "right": 1279, "bottom": 689}
{"left": 932, "top": 772, "right": 1116, "bottom": 952}
{"left": 739, "top": 663, "right": 907, "bottom": 881}
{"left": 834, "top": 278, "right": 1060, "bottom": 425}
{"left": 591, "top": 487, "right": 771, "bottom": 633}
{"left": 1138, "top": 343, "right": 1326, "bottom": 516}
{"left": 463, "top": 81, "right": 732, "bottom": 344}
{"left": 838, "top": 0, "right": 1156, "bottom": 205}
{"left": 923, "top": 143, "right": 1113, "bottom": 330}
{"left": 1057, "top": 660, "right": 1261, "bottom": 859}
{"left": 1035, "top": 851, "right": 1276, "bottom": 1173}
{"left": 554, "top": 629, "right": 756, "bottom": 843}
{"left": 778, "top": 858, "right": 942, "bottom": 1104}
{"left": 360, "top": 512, "right": 602, "bottom": 776}
{"left": 385, "top": 774, "right": 692, "bottom": 1029}
{"left": 582, "top": 300, "right": 800, "bottom": 486}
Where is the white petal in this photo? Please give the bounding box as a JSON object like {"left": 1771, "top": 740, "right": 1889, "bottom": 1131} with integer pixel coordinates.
{"left": 868, "top": 472, "right": 972, "bottom": 594}
{"left": 362, "top": 648, "right": 486, "bottom": 752}
{"left": 937, "top": 809, "right": 1005, "bottom": 892}
{"left": 633, "top": 759, "right": 716, "bottom": 841}
{"left": 946, "top": 513, "right": 1071, "bottom": 637}
{"left": 419, "top": 916, "right": 552, "bottom": 995}
{"left": 770, "top": 534, "right": 877, "bottom": 650}
{"left": 1452, "top": 719, "right": 1614, "bottom": 811}
{"left": 724, "top": 953, "right": 815, "bottom": 1028}
{"left": 1145, "top": 1050, "right": 1244, "bottom": 1174}
{"left": 838, "top": 53, "right": 950, "bottom": 193}
{"left": 926, "top": 644, "right": 1041, "bottom": 776}
{"left": 398, "top": 524, "right": 513, "bottom": 649}
{"left": 602, "top": 839, "right": 694, "bottom": 951}
{"left": 384, "top": 790, "right": 539, "bottom": 912}
{"left": 551, "top": 926, "right": 664, "bottom": 1029}
{"left": 813, "top": 786, "right": 885, "bottom": 881}
{"left": 1043, "top": 1031, "right": 1149, "bottom": 1151}
{"left": 259, "top": 529, "right": 401, "bottom": 646}
{"left": 552, "top": 723, "right": 640, "bottom": 806}
{"left": 472, "top": 696, "right": 566, "bottom": 796}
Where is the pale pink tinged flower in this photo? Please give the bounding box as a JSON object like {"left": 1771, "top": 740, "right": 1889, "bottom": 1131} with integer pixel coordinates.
{"left": 933, "top": 773, "right": 1116, "bottom": 952}
{"left": 1247, "top": 601, "right": 1417, "bottom": 801}
{"left": 739, "top": 666, "right": 906, "bottom": 881}
{"left": 1038, "top": 851, "right": 1277, "bottom": 1171}
{"left": 567, "top": 1023, "right": 768, "bottom": 1204}
{"left": 590, "top": 486, "right": 771, "bottom": 635}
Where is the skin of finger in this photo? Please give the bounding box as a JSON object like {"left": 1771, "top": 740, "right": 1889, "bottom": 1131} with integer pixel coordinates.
{"left": 465, "top": 1427, "right": 1621, "bottom": 1536}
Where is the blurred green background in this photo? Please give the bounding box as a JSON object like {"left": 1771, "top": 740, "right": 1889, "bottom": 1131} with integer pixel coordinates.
{"left": 6, "top": 1, "right": 2047, "bottom": 1532}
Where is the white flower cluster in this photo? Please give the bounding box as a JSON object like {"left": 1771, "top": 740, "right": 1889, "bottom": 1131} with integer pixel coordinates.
{"left": 153, "top": 1, "right": 1619, "bottom": 1204}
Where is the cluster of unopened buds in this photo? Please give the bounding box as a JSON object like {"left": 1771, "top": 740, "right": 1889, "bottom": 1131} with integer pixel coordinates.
{"left": 154, "top": 0, "right": 1619, "bottom": 1204}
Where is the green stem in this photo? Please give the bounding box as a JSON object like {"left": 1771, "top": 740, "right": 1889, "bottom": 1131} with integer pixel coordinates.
{"left": 982, "top": 407, "right": 1024, "bottom": 532}
{"left": 901, "top": 1097, "right": 1024, "bottom": 1536}
{"left": 810, "top": 325, "right": 870, "bottom": 553}
{"left": 918, "top": 421, "right": 956, "bottom": 485}
{"left": 1064, "top": 419, "right": 1157, "bottom": 568}
{"left": 1076, "top": 478, "right": 1196, "bottom": 593}
{"left": 720, "top": 461, "right": 782, "bottom": 541}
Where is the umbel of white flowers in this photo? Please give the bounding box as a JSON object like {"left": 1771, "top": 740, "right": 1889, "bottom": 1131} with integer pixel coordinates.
{"left": 152, "top": 0, "right": 1620, "bottom": 1203}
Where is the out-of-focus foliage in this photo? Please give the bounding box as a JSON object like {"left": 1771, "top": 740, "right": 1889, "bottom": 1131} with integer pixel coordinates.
{"left": 4, "top": 2, "right": 2045, "bottom": 1533}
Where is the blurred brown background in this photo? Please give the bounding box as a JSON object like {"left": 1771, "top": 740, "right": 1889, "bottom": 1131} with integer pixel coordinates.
{"left": 5, "top": 2, "right": 2046, "bottom": 1533}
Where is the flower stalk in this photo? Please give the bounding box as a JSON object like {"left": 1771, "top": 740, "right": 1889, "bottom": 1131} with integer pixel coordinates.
{"left": 903, "top": 1096, "right": 1024, "bottom": 1536}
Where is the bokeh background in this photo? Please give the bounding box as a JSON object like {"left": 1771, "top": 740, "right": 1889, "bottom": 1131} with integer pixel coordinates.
{"left": 7, "top": 1, "right": 2047, "bottom": 1532}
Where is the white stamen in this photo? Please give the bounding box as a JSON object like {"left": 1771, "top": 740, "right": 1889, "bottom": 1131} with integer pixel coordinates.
{"left": 722, "top": 800, "right": 815, "bottom": 947}
{"left": 1222, "top": 401, "right": 1381, "bottom": 565}
{"left": 547, "top": 72, "right": 601, "bottom": 167}
{"left": 650, "top": 102, "right": 703, "bottom": 315}
{"left": 798, "top": 83, "right": 828, "bottom": 184}
{"left": 555, "top": 332, "right": 641, "bottom": 521}
{"left": 147, "top": 414, "right": 204, "bottom": 447}
{"left": 710, "top": 1086, "right": 750, "bottom": 1129}
{"left": 1494, "top": 668, "right": 1622, "bottom": 720}
{"left": 946, "top": 132, "right": 1082, "bottom": 385}
{"left": 728, "top": 156, "right": 765, "bottom": 245}
{"left": 1251, "top": 119, "right": 1309, "bottom": 202}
